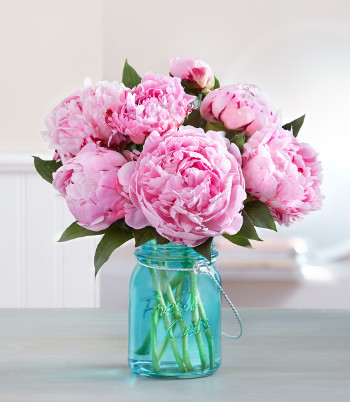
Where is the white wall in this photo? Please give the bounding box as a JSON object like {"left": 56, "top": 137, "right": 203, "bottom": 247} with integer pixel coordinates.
{"left": 102, "top": 0, "right": 349, "bottom": 80}
{"left": 0, "top": 0, "right": 103, "bottom": 154}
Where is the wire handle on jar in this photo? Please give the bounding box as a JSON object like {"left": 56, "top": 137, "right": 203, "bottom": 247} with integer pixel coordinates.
{"left": 193, "top": 261, "right": 242, "bottom": 339}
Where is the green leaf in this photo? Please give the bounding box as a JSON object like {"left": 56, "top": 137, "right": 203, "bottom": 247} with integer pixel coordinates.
{"left": 33, "top": 156, "right": 62, "bottom": 183}
{"left": 222, "top": 210, "right": 261, "bottom": 248}
{"left": 133, "top": 227, "right": 155, "bottom": 247}
{"left": 213, "top": 76, "right": 220, "bottom": 89}
{"left": 122, "top": 59, "right": 142, "bottom": 88}
{"left": 282, "top": 114, "right": 305, "bottom": 138}
{"left": 58, "top": 222, "right": 106, "bottom": 242}
{"left": 94, "top": 222, "right": 133, "bottom": 275}
{"left": 228, "top": 131, "right": 246, "bottom": 152}
{"left": 181, "top": 79, "right": 202, "bottom": 93}
{"left": 240, "top": 211, "right": 262, "bottom": 241}
{"left": 183, "top": 108, "right": 206, "bottom": 129}
{"left": 150, "top": 228, "right": 170, "bottom": 245}
{"left": 223, "top": 233, "right": 252, "bottom": 248}
{"left": 244, "top": 194, "right": 256, "bottom": 204}
{"left": 193, "top": 237, "right": 213, "bottom": 262}
{"left": 205, "top": 121, "right": 225, "bottom": 132}
{"left": 225, "top": 130, "right": 242, "bottom": 140}
{"left": 244, "top": 200, "right": 277, "bottom": 231}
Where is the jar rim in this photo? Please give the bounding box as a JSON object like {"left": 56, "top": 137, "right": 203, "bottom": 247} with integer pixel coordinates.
{"left": 134, "top": 239, "right": 218, "bottom": 262}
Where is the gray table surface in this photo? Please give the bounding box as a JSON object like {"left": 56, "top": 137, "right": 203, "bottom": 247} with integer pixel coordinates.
{"left": 0, "top": 309, "right": 349, "bottom": 402}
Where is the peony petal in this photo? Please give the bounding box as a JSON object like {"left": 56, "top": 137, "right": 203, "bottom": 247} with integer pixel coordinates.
{"left": 118, "top": 161, "right": 137, "bottom": 187}
{"left": 125, "top": 203, "right": 149, "bottom": 229}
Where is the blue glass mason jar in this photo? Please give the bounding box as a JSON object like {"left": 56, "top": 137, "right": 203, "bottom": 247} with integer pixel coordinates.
{"left": 128, "top": 240, "right": 221, "bottom": 378}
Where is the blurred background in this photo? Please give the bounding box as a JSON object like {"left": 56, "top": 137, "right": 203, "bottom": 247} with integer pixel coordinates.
{"left": 0, "top": 0, "right": 349, "bottom": 309}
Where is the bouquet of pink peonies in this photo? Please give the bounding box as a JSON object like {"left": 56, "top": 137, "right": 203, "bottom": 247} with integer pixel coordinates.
{"left": 35, "top": 57, "right": 323, "bottom": 378}
{"left": 35, "top": 57, "right": 323, "bottom": 270}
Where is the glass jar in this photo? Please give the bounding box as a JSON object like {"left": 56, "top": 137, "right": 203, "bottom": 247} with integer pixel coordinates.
{"left": 128, "top": 240, "right": 221, "bottom": 378}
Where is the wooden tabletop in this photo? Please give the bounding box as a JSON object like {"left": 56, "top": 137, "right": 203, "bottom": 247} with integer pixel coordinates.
{"left": 0, "top": 309, "right": 349, "bottom": 402}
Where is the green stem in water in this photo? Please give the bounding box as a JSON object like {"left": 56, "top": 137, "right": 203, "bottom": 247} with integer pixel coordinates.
{"left": 175, "top": 273, "right": 185, "bottom": 301}
{"left": 160, "top": 271, "right": 193, "bottom": 372}
{"left": 197, "top": 297, "right": 214, "bottom": 370}
{"left": 158, "top": 273, "right": 185, "bottom": 361}
{"left": 189, "top": 271, "right": 207, "bottom": 371}
{"left": 135, "top": 271, "right": 184, "bottom": 355}
{"left": 150, "top": 308, "right": 159, "bottom": 372}
{"left": 149, "top": 268, "right": 186, "bottom": 373}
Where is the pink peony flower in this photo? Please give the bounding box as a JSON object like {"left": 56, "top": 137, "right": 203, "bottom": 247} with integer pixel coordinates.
{"left": 169, "top": 57, "right": 215, "bottom": 92}
{"left": 242, "top": 125, "right": 323, "bottom": 226}
{"left": 52, "top": 143, "right": 128, "bottom": 231}
{"left": 44, "top": 92, "right": 95, "bottom": 163}
{"left": 121, "top": 126, "right": 246, "bottom": 247}
{"left": 80, "top": 80, "right": 128, "bottom": 149}
{"left": 200, "top": 84, "right": 280, "bottom": 137}
{"left": 106, "top": 73, "right": 195, "bottom": 145}
{"left": 117, "top": 160, "right": 147, "bottom": 229}
{"left": 123, "top": 148, "right": 140, "bottom": 162}
{"left": 43, "top": 80, "right": 127, "bottom": 163}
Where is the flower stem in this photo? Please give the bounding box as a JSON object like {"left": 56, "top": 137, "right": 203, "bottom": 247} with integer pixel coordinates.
{"left": 149, "top": 268, "right": 186, "bottom": 373}
{"left": 150, "top": 308, "right": 159, "bottom": 372}
{"left": 175, "top": 273, "right": 185, "bottom": 301}
{"left": 197, "top": 296, "right": 214, "bottom": 370}
{"left": 135, "top": 271, "right": 184, "bottom": 355}
{"left": 189, "top": 271, "right": 207, "bottom": 371}
{"left": 160, "top": 270, "right": 193, "bottom": 372}
{"left": 158, "top": 274, "right": 185, "bottom": 361}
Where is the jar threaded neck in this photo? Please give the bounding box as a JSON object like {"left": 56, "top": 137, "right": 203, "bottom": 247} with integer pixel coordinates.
{"left": 135, "top": 239, "right": 218, "bottom": 262}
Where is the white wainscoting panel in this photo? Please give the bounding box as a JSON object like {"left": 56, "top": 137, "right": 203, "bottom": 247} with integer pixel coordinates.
{"left": 0, "top": 154, "right": 98, "bottom": 308}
